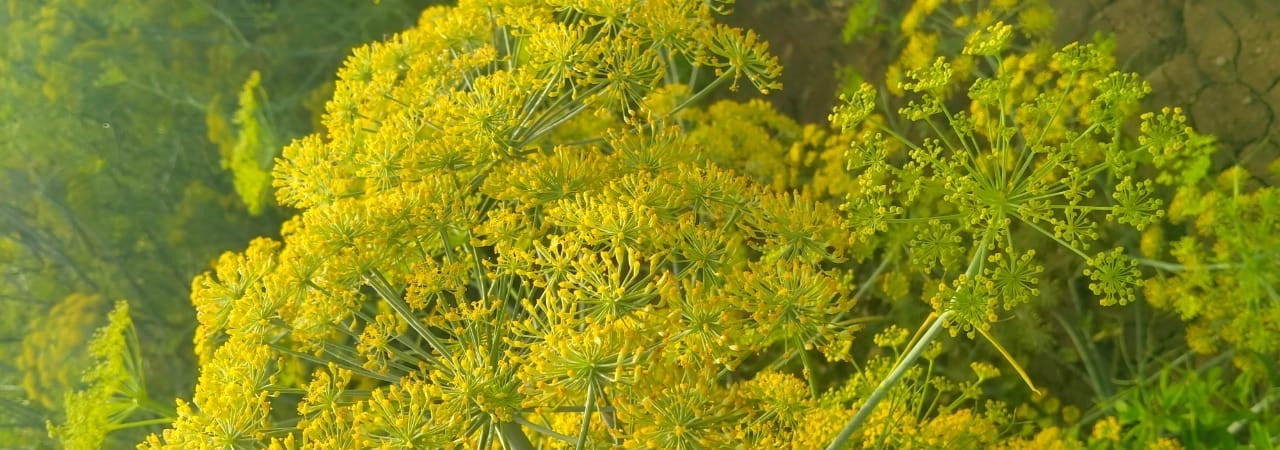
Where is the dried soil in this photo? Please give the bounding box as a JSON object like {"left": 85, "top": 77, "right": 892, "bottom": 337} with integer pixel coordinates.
{"left": 731, "top": 0, "right": 1280, "bottom": 176}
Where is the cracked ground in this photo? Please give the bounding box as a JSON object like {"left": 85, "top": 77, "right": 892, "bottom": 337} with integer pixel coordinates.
{"left": 732, "top": 0, "right": 1279, "bottom": 181}
{"left": 1058, "top": 0, "right": 1280, "bottom": 179}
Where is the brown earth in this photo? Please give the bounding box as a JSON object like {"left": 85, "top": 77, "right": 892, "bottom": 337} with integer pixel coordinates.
{"left": 1052, "top": 0, "right": 1280, "bottom": 174}
{"left": 731, "top": 0, "right": 1280, "bottom": 178}
{"left": 724, "top": 0, "right": 886, "bottom": 125}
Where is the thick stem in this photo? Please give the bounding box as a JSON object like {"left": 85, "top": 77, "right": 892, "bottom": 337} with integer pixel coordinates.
{"left": 829, "top": 229, "right": 993, "bottom": 449}
{"left": 498, "top": 421, "right": 535, "bottom": 450}
{"left": 110, "top": 417, "right": 174, "bottom": 430}
{"left": 576, "top": 385, "right": 596, "bottom": 449}
{"left": 513, "top": 415, "right": 575, "bottom": 444}
{"left": 1135, "top": 257, "right": 1233, "bottom": 272}
{"left": 666, "top": 68, "right": 735, "bottom": 117}
{"left": 826, "top": 310, "right": 954, "bottom": 450}
{"left": 366, "top": 269, "right": 454, "bottom": 363}
{"left": 136, "top": 396, "right": 177, "bottom": 419}
{"left": 800, "top": 348, "right": 820, "bottom": 398}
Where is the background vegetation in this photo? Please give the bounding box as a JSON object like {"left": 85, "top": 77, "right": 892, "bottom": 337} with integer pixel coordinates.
{"left": 0, "top": 0, "right": 430, "bottom": 446}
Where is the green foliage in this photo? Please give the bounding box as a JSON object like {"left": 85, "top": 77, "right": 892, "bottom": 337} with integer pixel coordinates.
{"left": 842, "top": 0, "right": 883, "bottom": 44}
{"left": 0, "top": 0, "right": 430, "bottom": 445}
{"left": 1106, "top": 365, "right": 1278, "bottom": 447}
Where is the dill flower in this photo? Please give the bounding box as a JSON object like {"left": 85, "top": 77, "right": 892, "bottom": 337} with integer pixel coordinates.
{"left": 190, "top": 238, "right": 281, "bottom": 362}
{"left": 838, "top": 36, "right": 1196, "bottom": 328}
{"left": 18, "top": 293, "right": 105, "bottom": 409}
{"left": 697, "top": 25, "right": 783, "bottom": 94}
{"left": 1080, "top": 245, "right": 1141, "bottom": 305}
{"left": 49, "top": 302, "right": 175, "bottom": 449}
{"left": 1139, "top": 107, "right": 1215, "bottom": 186}
{"left": 49, "top": 302, "right": 158, "bottom": 448}
{"left": 142, "top": 338, "right": 277, "bottom": 448}
{"left": 882, "top": 0, "right": 1058, "bottom": 95}
{"left": 817, "top": 14, "right": 1217, "bottom": 444}
{"left": 145, "top": 1, "right": 838, "bottom": 448}
{"left": 350, "top": 377, "right": 455, "bottom": 449}
{"left": 963, "top": 22, "right": 1014, "bottom": 56}
{"left": 616, "top": 378, "right": 738, "bottom": 449}
{"left": 518, "top": 320, "right": 642, "bottom": 408}
{"left": 725, "top": 260, "right": 855, "bottom": 355}
{"left": 1148, "top": 170, "right": 1280, "bottom": 369}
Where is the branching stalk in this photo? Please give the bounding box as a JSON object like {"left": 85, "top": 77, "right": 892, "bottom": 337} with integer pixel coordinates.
{"left": 801, "top": 348, "right": 820, "bottom": 398}
{"left": 826, "top": 310, "right": 954, "bottom": 450}
{"left": 828, "top": 229, "right": 995, "bottom": 449}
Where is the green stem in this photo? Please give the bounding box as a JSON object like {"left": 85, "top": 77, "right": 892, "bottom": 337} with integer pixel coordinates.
{"left": 800, "top": 347, "right": 820, "bottom": 398}
{"left": 136, "top": 396, "right": 177, "bottom": 419}
{"left": 270, "top": 344, "right": 399, "bottom": 383}
{"left": 1029, "top": 70, "right": 1080, "bottom": 151}
{"left": 1014, "top": 215, "right": 1091, "bottom": 260}
{"left": 498, "top": 421, "right": 535, "bottom": 450}
{"left": 479, "top": 422, "right": 493, "bottom": 449}
{"left": 872, "top": 121, "right": 924, "bottom": 154}
{"left": 884, "top": 214, "right": 963, "bottom": 224}
{"left": 519, "top": 99, "right": 597, "bottom": 146}
{"left": 109, "top": 417, "right": 174, "bottom": 430}
{"left": 513, "top": 415, "right": 575, "bottom": 444}
{"left": 1135, "top": 258, "right": 1233, "bottom": 272}
{"left": 1052, "top": 311, "right": 1112, "bottom": 399}
{"left": 366, "top": 269, "right": 454, "bottom": 363}
{"left": 576, "top": 384, "right": 596, "bottom": 449}
{"left": 826, "top": 310, "right": 954, "bottom": 450}
{"left": 521, "top": 406, "right": 617, "bottom": 414}
{"left": 828, "top": 229, "right": 993, "bottom": 449}
{"left": 666, "top": 68, "right": 735, "bottom": 117}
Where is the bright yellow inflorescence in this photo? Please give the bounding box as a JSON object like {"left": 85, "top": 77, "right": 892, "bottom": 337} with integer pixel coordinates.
{"left": 141, "top": 0, "right": 880, "bottom": 447}
{"left": 122, "top": 0, "right": 1279, "bottom": 447}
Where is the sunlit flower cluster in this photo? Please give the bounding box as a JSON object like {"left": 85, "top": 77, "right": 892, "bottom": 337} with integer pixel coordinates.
{"left": 830, "top": 32, "right": 1195, "bottom": 337}
{"left": 115, "top": 0, "right": 1278, "bottom": 448}
{"left": 140, "top": 0, "right": 889, "bottom": 447}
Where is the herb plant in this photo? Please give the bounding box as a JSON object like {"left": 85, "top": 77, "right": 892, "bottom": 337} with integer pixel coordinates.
{"left": 16, "top": 0, "right": 1280, "bottom": 448}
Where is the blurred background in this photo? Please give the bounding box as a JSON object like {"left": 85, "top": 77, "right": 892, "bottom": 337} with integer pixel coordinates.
{"left": 0, "top": 1, "right": 432, "bottom": 446}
